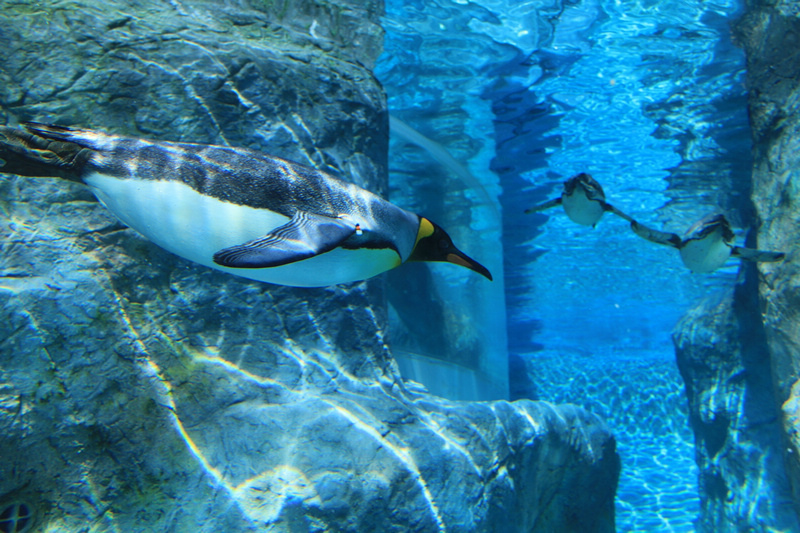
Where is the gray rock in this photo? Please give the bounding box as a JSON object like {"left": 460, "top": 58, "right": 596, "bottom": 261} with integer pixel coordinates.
{"left": 0, "top": 274, "right": 620, "bottom": 531}
{"left": 673, "top": 284, "right": 799, "bottom": 532}
{"left": 739, "top": 0, "right": 800, "bottom": 524}
{"left": 741, "top": 2, "right": 800, "bottom": 397}
{"left": 0, "top": 1, "right": 619, "bottom": 532}
{"left": 672, "top": 1, "right": 800, "bottom": 529}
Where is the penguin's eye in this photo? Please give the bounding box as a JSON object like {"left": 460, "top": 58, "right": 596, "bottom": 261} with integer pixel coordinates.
{"left": 438, "top": 238, "right": 450, "bottom": 251}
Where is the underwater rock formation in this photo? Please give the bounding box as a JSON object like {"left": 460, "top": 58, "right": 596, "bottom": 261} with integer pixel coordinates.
{"left": 0, "top": 1, "right": 619, "bottom": 531}
{"left": 742, "top": 0, "right": 800, "bottom": 523}
{"left": 674, "top": 278, "right": 799, "bottom": 531}
{"left": 675, "top": 0, "right": 800, "bottom": 530}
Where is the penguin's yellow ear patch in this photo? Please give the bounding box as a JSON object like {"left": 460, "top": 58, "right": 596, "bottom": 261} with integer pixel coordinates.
{"left": 415, "top": 217, "right": 435, "bottom": 246}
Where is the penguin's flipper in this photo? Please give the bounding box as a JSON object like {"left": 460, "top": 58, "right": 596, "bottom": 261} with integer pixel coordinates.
{"left": 213, "top": 211, "right": 357, "bottom": 268}
{"left": 601, "top": 201, "right": 634, "bottom": 222}
{"left": 630, "top": 220, "right": 682, "bottom": 248}
{"left": 524, "top": 197, "right": 562, "bottom": 214}
{"left": 731, "top": 246, "right": 786, "bottom": 263}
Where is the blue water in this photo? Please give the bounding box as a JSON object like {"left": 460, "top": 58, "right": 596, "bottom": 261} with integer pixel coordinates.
{"left": 378, "top": 0, "right": 750, "bottom": 529}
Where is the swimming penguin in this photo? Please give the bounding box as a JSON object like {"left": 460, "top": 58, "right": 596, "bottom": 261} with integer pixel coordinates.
{"left": 631, "top": 214, "right": 785, "bottom": 273}
{"left": 0, "top": 123, "right": 492, "bottom": 287}
{"left": 525, "top": 172, "right": 634, "bottom": 227}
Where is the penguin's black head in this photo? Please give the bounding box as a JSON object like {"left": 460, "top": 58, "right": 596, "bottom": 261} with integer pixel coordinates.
{"left": 408, "top": 217, "right": 493, "bottom": 281}
{"left": 686, "top": 213, "right": 734, "bottom": 243}
{"left": 564, "top": 172, "right": 605, "bottom": 201}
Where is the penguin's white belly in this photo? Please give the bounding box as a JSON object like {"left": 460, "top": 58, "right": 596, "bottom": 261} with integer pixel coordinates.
{"left": 679, "top": 235, "right": 732, "bottom": 273}
{"left": 84, "top": 173, "right": 402, "bottom": 287}
{"left": 562, "top": 192, "right": 604, "bottom": 226}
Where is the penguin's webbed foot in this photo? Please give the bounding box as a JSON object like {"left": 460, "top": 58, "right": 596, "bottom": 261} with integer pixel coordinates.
{"left": 630, "top": 220, "right": 682, "bottom": 248}
{"left": 731, "top": 246, "right": 786, "bottom": 263}
{"left": 602, "top": 202, "right": 634, "bottom": 222}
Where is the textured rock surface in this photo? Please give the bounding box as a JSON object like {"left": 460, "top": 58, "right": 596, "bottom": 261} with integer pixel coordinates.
{"left": 0, "top": 0, "right": 389, "bottom": 194}
{"left": 740, "top": 0, "right": 800, "bottom": 524}
{"left": 741, "top": 1, "right": 800, "bottom": 516}
{"left": 0, "top": 1, "right": 619, "bottom": 531}
{"left": 674, "top": 1, "right": 800, "bottom": 530}
{"left": 674, "top": 279, "right": 799, "bottom": 531}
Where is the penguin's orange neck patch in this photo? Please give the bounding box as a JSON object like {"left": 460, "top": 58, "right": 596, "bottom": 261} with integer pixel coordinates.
{"left": 415, "top": 217, "right": 435, "bottom": 247}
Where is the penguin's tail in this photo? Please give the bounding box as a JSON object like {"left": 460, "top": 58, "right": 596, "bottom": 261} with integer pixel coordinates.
{"left": 0, "top": 123, "right": 91, "bottom": 183}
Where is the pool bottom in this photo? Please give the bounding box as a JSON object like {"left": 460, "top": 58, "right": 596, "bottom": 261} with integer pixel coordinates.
{"left": 518, "top": 350, "right": 698, "bottom": 532}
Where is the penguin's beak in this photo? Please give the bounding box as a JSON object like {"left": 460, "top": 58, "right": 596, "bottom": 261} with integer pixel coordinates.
{"left": 446, "top": 250, "right": 493, "bottom": 281}
{"left": 408, "top": 217, "right": 493, "bottom": 281}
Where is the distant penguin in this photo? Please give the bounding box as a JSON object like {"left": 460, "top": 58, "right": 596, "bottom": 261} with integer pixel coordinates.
{"left": 0, "top": 123, "right": 492, "bottom": 287}
{"left": 631, "top": 213, "right": 785, "bottom": 273}
{"left": 525, "top": 172, "right": 634, "bottom": 227}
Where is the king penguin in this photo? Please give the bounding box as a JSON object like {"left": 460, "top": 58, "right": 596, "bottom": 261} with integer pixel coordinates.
{"left": 631, "top": 213, "right": 785, "bottom": 273}
{"left": 525, "top": 172, "right": 634, "bottom": 227}
{"left": 0, "top": 123, "right": 492, "bottom": 287}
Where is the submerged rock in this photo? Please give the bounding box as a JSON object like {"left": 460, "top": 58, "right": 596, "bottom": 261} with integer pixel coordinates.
{"left": 674, "top": 282, "right": 799, "bottom": 532}
{"left": 0, "top": 309, "right": 620, "bottom": 531}
{"left": 0, "top": 217, "right": 620, "bottom": 531}
{"left": 0, "top": 1, "right": 619, "bottom": 532}
{"left": 675, "top": 0, "right": 800, "bottom": 529}
{"left": 743, "top": 1, "right": 800, "bottom": 523}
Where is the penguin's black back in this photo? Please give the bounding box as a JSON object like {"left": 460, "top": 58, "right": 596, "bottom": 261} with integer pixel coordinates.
{"left": 1, "top": 123, "right": 382, "bottom": 221}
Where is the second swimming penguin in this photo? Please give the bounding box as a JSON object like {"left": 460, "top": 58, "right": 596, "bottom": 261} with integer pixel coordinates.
{"left": 631, "top": 214, "right": 785, "bottom": 273}
{"left": 0, "top": 123, "right": 492, "bottom": 287}
{"left": 525, "top": 172, "right": 634, "bottom": 227}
